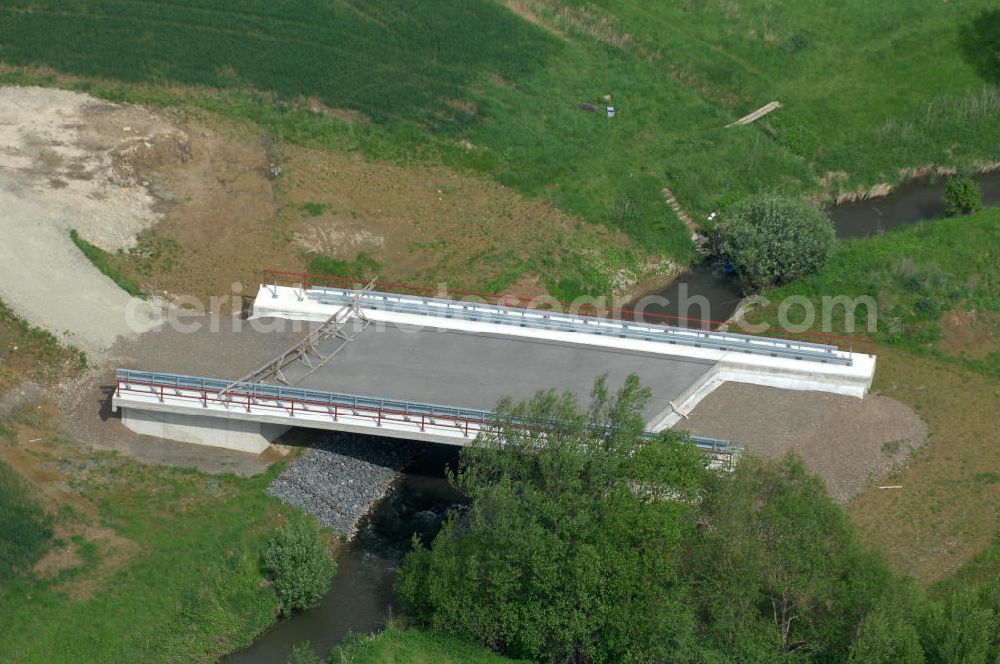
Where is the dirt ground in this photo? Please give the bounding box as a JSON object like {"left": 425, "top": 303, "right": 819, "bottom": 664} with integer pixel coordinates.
{"left": 938, "top": 305, "right": 1000, "bottom": 359}
{"left": 680, "top": 382, "right": 928, "bottom": 502}
{"left": 848, "top": 349, "right": 1000, "bottom": 584}
{"left": 0, "top": 84, "right": 644, "bottom": 345}
{"left": 277, "top": 145, "right": 626, "bottom": 293}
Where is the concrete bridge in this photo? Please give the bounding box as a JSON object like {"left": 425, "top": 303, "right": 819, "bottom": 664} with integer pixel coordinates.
{"left": 112, "top": 275, "right": 876, "bottom": 466}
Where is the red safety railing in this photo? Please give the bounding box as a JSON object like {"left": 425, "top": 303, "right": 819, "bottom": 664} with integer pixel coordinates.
{"left": 115, "top": 376, "right": 736, "bottom": 464}
{"left": 260, "top": 269, "right": 875, "bottom": 354}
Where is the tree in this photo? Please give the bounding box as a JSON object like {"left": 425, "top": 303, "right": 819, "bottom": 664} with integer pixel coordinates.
{"left": 944, "top": 176, "right": 983, "bottom": 215}
{"left": 958, "top": 9, "right": 1000, "bottom": 84}
{"left": 264, "top": 521, "right": 337, "bottom": 614}
{"left": 686, "top": 454, "right": 902, "bottom": 662}
{"left": 397, "top": 375, "right": 711, "bottom": 663}
{"left": 720, "top": 195, "right": 835, "bottom": 290}
{"left": 848, "top": 603, "right": 925, "bottom": 664}
{"left": 920, "top": 584, "right": 998, "bottom": 664}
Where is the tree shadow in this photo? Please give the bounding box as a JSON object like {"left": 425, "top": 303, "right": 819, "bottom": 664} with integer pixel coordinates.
{"left": 958, "top": 9, "right": 1000, "bottom": 84}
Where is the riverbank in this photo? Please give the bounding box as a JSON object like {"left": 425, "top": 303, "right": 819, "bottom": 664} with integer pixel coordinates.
{"left": 0, "top": 399, "right": 316, "bottom": 663}
{"left": 229, "top": 445, "right": 463, "bottom": 662}
{"left": 267, "top": 434, "right": 418, "bottom": 538}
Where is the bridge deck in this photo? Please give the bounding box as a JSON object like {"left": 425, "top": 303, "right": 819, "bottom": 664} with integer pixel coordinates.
{"left": 279, "top": 321, "right": 714, "bottom": 423}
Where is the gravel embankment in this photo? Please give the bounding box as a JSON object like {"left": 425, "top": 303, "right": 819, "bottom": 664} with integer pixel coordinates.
{"left": 680, "top": 382, "right": 928, "bottom": 502}
{"left": 268, "top": 434, "right": 418, "bottom": 537}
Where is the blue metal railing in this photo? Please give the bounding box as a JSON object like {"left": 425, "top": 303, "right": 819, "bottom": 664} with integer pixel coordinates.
{"left": 115, "top": 369, "right": 739, "bottom": 457}
{"left": 307, "top": 287, "right": 852, "bottom": 366}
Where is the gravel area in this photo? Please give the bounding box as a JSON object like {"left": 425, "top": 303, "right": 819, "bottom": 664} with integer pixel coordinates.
{"left": 679, "top": 383, "right": 928, "bottom": 502}
{"left": 0, "top": 86, "right": 188, "bottom": 355}
{"left": 267, "top": 434, "right": 418, "bottom": 537}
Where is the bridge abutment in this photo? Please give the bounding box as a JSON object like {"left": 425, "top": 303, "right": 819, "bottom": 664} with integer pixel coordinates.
{"left": 121, "top": 407, "right": 289, "bottom": 454}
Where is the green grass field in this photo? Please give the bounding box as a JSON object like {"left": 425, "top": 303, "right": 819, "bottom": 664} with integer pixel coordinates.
{"left": 0, "top": 459, "right": 53, "bottom": 586}
{"left": 0, "top": 415, "right": 319, "bottom": 662}
{"left": 747, "top": 204, "right": 1000, "bottom": 376}
{"left": 3, "top": 1, "right": 994, "bottom": 264}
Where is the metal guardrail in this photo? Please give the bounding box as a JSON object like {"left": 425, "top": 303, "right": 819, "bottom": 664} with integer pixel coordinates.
{"left": 262, "top": 269, "right": 876, "bottom": 353}
{"left": 114, "top": 369, "right": 739, "bottom": 458}
{"left": 306, "top": 287, "right": 853, "bottom": 366}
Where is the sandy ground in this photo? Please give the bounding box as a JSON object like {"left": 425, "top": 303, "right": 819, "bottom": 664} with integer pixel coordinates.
{"left": 0, "top": 171, "right": 164, "bottom": 354}
{"left": 0, "top": 87, "right": 178, "bottom": 354}
{"left": 679, "top": 382, "right": 928, "bottom": 502}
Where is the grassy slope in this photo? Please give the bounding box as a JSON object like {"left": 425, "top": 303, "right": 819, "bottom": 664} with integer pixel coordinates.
{"left": 329, "top": 625, "right": 526, "bottom": 664}
{"left": 0, "top": 300, "right": 315, "bottom": 662}
{"left": 745, "top": 207, "right": 1000, "bottom": 581}
{"left": 0, "top": 1, "right": 994, "bottom": 263}
{"left": 577, "top": 0, "right": 1000, "bottom": 192}
{"left": 750, "top": 205, "right": 1000, "bottom": 375}
{"left": 0, "top": 432, "right": 310, "bottom": 662}
{"left": 69, "top": 229, "right": 147, "bottom": 299}
{"left": 0, "top": 299, "right": 86, "bottom": 392}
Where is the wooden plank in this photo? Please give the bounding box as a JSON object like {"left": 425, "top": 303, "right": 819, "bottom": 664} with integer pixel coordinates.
{"left": 726, "top": 101, "right": 782, "bottom": 128}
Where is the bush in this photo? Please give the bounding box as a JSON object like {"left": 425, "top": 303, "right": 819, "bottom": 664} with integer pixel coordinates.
{"left": 397, "top": 376, "right": 710, "bottom": 663}
{"left": 720, "top": 195, "right": 835, "bottom": 290}
{"left": 263, "top": 521, "right": 337, "bottom": 614}
{"left": 944, "top": 176, "right": 983, "bottom": 215}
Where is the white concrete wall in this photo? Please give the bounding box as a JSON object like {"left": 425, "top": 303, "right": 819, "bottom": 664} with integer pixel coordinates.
{"left": 121, "top": 407, "right": 289, "bottom": 454}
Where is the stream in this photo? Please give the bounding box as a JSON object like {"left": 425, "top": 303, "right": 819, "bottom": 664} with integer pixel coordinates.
{"left": 829, "top": 171, "right": 1000, "bottom": 238}
{"left": 631, "top": 170, "right": 1000, "bottom": 328}
{"left": 225, "top": 446, "right": 464, "bottom": 663}
{"left": 227, "top": 171, "right": 1000, "bottom": 661}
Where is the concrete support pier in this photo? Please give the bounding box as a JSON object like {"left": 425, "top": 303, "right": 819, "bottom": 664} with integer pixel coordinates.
{"left": 121, "top": 407, "right": 290, "bottom": 454}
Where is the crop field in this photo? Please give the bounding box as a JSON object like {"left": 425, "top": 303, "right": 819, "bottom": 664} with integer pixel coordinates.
{"left": 1, "top": 1, "right": 995, "bottom": 262}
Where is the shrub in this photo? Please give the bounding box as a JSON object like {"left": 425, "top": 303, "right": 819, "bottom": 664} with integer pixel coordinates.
{"left": 720, "top": 195, "right": 835, "bottom": 290}
{"left": 263, "top": 521, "right": 337, "bottom": 614}
{"left": 397, "top": 376, "right": 711, "bottom": 663}
{"left": 944, "top": 176, "right": 983, "bottom": 215}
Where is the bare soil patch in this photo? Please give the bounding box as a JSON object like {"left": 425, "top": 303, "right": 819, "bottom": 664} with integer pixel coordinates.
{"left": 938, "top": 305, "right": 1000, "bottom": 359}
{"left": 680, "top": 382, "right": 928, "bottom": 502}
{"left": 277, "top": 145, "right": 626, "bottom": 292}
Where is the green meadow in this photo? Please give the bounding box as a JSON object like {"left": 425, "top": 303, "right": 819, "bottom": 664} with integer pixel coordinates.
{"left": 2, "top": 0, "right": 995, "bottom": 263}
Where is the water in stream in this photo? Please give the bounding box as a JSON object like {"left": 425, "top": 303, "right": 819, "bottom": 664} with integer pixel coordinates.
{"left": 829, "top": 171, "right": 1000, "bottom": 238}
{"left": 225, "top": 446, "right": 463, "bottom": 663}
{"left": 626, "top": 259, "right": 744, "bottom": 329}
{"left": 632, "top": 170, "right": 1000, "bottom": 326}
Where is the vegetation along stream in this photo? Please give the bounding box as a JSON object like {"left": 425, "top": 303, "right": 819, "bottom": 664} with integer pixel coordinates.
{"left": 634, "top": 171, "right": 1000, "bottom": 328}
{"left": 226, "top": 445, "right": 464, "bottom": 663}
